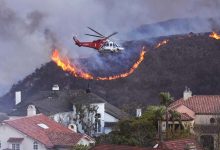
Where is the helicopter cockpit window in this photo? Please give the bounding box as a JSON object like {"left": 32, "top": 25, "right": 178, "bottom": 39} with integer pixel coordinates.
{"left": 110, "top": 43, "right": 113, "bottom": 47}
{"left": 104, "top": 43, "right": 109, "bottom": 47}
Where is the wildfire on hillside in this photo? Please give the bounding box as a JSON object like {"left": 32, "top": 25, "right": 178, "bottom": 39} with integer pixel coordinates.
{"left": 51, "top": 47, "right": 146, "bottom": 80}
{"left": 209, "top": 32, "right": 220, "bottom": 40}
{"left": 155, "top": 39, "right": 169, "bottom": 48}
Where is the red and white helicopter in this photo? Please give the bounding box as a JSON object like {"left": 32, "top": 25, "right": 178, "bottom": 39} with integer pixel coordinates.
{"left": 73, "top": 27, "right": 124, "bottom": 53}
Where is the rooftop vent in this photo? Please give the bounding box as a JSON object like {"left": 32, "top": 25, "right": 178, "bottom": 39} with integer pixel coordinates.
{"left": 52, "top": 84, "right": 59, "bottom": 91}
{"left": 86, "top": 83, "right": 91, "bottom": 93}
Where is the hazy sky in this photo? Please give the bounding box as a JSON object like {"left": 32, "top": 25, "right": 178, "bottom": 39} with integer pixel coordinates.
{"left": 0, "top": 0, "right": 219, "bottom": 96}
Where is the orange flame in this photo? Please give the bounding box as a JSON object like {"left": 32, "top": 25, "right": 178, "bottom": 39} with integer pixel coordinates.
{"left": 209, "top": 32, "right": 220, "bottom": 40}
{"left": 51, "top": 48, "right": 146, "bottom": 80}
{"left": 51, "top": 50, "right": 94, "bottom": 80}
{"left": 155, "top": 39, "right": 169, "bottom": 48}
{"left": 155, "top": 40, "right": 169, "bottom": 48}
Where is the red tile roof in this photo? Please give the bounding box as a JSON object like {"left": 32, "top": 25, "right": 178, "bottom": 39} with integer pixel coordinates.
{"left": 4, "top": 114, "right": 87, "bottom": 148}
{"left": 169, "top": 95, "right": 220, "bottom": 114}
{"left": 180, "top": 113, "right": 194, "bottom": 121}
{"left": 163, "top": 113, "right": 193, "bottom": 121}
{"left": 162, "top": 138, "right": 204, "bottom": 150}
{"left": 91, "top": 144, "right": 160, "bottom": 150}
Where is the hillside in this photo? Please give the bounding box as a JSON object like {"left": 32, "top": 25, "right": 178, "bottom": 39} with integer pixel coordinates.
{"left": 0, "top": 32, "right": 220, "bottom": 114}
{"left": 130, "top": 17, "right": 220, "bottom": 39}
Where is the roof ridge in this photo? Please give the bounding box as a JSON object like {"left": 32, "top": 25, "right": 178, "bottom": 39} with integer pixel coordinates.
{"left": 193, "top": 95, "right": 220, "bottom": 96}
{"left": 4, "top": 114, "right": 43, "bottom": 122}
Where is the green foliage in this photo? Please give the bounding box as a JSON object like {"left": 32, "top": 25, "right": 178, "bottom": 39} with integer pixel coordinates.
{"left": 159, "top": 92, "right": 173, "bottom": 107}
{"left": 167, "top": 127, "right": 191, "bottom": 140}
{"left": 97, "top": 107, "right": 158, "bottom": 147}
{"left": 159, "top": 92, "right": 174, "bottom": 139}
{"left": 72, "top": 144, "right": 89, "bottom": 150}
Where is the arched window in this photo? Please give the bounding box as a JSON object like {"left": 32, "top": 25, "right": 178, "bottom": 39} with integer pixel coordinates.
{"left": 200, "top": 135, "right": 214, "bottom": 150}
{"left": 33, "top": 141, "right": 38, "bottom": 150}
{"left": 210, "top": 118, "right": 215, "bottom": 124}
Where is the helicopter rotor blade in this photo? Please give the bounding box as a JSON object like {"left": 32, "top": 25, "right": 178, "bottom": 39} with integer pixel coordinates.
{"left": 87, "top": 27, "right": 105, "bottom": 37}
{"left": 106, "top": 32, "right": 118, "bottom": 39}
{"left": 85, "top": 34, "right": 105, "bottom": 38}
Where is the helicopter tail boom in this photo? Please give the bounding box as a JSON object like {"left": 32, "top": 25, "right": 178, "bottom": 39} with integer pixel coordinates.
{"left": 73, "top": 36, "right": 82, "bottom": 47}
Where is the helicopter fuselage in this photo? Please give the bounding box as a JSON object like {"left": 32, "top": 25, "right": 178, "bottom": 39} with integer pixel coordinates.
{"left": 73, "top": 37, "right": 124, "bottom": 53}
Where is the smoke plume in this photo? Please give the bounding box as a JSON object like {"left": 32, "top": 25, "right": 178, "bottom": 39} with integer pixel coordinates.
{"left": 0, "top": 0, "right": 219, "bottom": 95}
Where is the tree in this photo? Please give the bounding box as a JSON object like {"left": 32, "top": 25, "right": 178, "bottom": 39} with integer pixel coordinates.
{"left": 159, "top": 92, "right": 174, "bottom": 139}
{"left": 154, "top": 106, "right": 165, "bottom": 142}
{"left": 72, "top": 144, "right": 89, "bottom": 150}
{"left": 168, "top": 110, "right": 182, "bottom": 137}
{"left": 75, "top": 104, "right": 99, "bottom": 136}
{"left": 97, "top": 107, "right": 157, "bottom": 147}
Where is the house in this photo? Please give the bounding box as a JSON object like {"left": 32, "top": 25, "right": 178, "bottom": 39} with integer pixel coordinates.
{"left": 91, "top": 144, "right": 159, "bottom": 150}
{"left": 162, "top": 87, "right": 220, "bottom": 150}
{"left": 91, "top": 138, "right": 203, "bottom": 150}
{"left": 160, "top": 138, "right": 204, "bottom": 150}
{"left": 9, "top": 86, "right": 129, "bottom": 136}
{"left": 65, "top": 89, "right": 129, "bottom": 135}
{"left": 0, "top": 114, "right": 95, "bottom": 150}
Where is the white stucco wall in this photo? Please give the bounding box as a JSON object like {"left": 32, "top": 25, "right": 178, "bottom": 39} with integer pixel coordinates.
{"left": 104, "top": 127, "right": 112, "bottom": 134}
{"left": 103, "top": 112, "right": 119, "bottom": 134}
{"left": 0, "top": 123, "right": 47, "bottom": 150}
{"left": 194, "top": 114, "right": 219, "bottom": 125}
{"left": 77, "top": 136, "right": 95, "bottom": 146}
{"left": 104, "top": 112, "right": 119, "bottom": 122}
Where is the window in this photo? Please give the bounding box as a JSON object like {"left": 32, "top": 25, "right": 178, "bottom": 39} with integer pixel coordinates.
{"left": 95, "top": 113, "right": 101, "bottom": 118}
{"left": 33, "top": 141, "right": 38, "bottom": 150}
{"left": 110, "top": 43, "right": 113, "bottom": 47}
{"left": 210, "top": 118, "right": 215, "bottom": 124}
{"left": 95, "top": 113, "right": 101, "bottom": 133}
{"left": 12, "top": 143, "right": 20, "bottom": 150}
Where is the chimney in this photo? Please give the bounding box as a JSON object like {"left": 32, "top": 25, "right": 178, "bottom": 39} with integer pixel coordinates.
{"left": 52, "top": 84, "right": 59, "bottom": 91}
{"left": 68, "top": 123, "right": 77, "bottom": 132}
{"left": 27, "top": 105, "right": 36, "bottom": 116}
{"left": 15, "top": 91, "right": 21, "bottom": 105}
{"left": 183, "top": 86, "right": 192, "bottom": 100}
{"left": 136, "top": 108, "right": 142, "bottom": 117}
{"left": 86, "top": 83, "right": 91, "bottom": 93}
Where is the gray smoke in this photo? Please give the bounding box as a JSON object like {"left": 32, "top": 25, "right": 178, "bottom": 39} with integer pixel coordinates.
{"left": 0, "top": 0, "right": 220, "bottom": 96}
